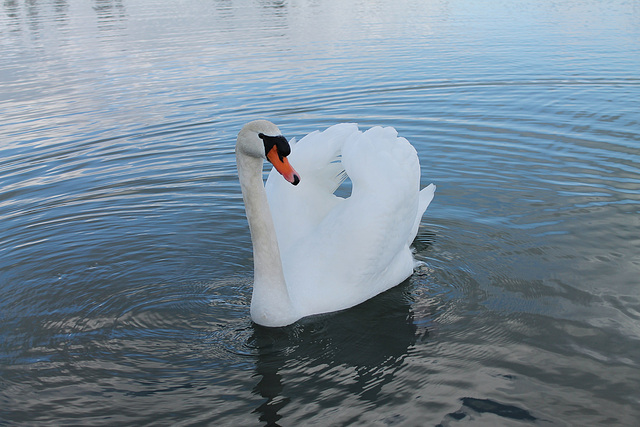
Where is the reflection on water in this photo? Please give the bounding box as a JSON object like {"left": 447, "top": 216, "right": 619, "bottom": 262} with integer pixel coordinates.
{"left": 251, "top": 284, "right": 418, "bottom": 425}
{"left": 93, "top": 0, "right": 126, "bottom": 29}
{"left": 3, "top": 0, "right": 125, "bottom": 28}
{"left": 2, "top": 0, "right": 640, "bottom": 425}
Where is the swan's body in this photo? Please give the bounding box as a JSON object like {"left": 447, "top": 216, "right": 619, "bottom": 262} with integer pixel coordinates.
{"left": 236, "top": 120, "right": 435, "bottom": 327}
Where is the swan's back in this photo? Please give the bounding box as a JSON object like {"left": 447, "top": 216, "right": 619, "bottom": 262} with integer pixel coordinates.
{"left": 265, "top": 124, "right": 435, "bottom": 317}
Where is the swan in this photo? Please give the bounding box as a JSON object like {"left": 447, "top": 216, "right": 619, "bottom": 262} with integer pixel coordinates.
{"left": 236, "top": 120, "right": 436, "bottom": 327}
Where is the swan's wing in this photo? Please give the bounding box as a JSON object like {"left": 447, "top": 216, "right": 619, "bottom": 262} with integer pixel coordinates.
{"left": 343, "top": 127, "right": 436, "bottom": 249}
{"left": 284, "top": 126, "right": 432, "bottom": 313}
{"left": 265, "top": 123, "right": 360, "bottom": 253}
{"left": 340, "top": 126, "right": 423, "bottom": 274}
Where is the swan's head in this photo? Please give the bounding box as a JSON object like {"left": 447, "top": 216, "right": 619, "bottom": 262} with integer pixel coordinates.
{"left": 237, "top": 120, "right": 300, "bottom": 185}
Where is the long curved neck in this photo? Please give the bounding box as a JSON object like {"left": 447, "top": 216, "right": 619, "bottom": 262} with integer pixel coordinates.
{"left": 236, "top": 152, "right": 295, "bottom": 326}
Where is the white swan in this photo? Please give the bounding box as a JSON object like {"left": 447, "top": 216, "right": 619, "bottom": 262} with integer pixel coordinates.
{"left": 236, "top": 120, "right": 436, "bottom": 327}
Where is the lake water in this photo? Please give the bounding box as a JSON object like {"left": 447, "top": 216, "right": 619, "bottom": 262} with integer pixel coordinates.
{"left": 1, "top": 0, "right": 639, "bottom": 425}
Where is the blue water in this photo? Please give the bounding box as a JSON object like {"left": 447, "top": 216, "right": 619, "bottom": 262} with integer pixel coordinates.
{"left": 1, "top": 0, "right": 639, "bottom": 425}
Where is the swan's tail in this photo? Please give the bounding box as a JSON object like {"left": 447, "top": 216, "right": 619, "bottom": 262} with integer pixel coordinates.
{"left": 418, "top": 183, "right": 436, "bottom": 216}
{"left": 408, "top": 183, "right": 436, "bottom": 248}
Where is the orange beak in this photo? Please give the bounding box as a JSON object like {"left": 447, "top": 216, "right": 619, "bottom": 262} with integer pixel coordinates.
{"left": 266, "top": 146, "right": 301, "bottom": 185}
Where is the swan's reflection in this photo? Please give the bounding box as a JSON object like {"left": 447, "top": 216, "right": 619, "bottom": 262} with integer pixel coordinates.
{"left": 249, "top": 281, "right": 425, "bottom": 426}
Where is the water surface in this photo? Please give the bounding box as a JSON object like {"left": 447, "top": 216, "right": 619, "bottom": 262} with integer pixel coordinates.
{"left": 1, "top": 0, "right": 639, "bottom": 425}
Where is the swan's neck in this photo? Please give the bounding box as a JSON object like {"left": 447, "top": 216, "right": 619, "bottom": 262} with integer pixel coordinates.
{"left": 237, "top": 152, "right": 296, "bottom": 326}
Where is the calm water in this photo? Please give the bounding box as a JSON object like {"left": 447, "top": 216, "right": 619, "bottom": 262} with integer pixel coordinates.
{"left": 2, "top": 0, "right": 639, "bottom": 425}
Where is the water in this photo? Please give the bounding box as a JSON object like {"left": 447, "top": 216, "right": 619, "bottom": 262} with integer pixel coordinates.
{"left": 1, "top": 0, "right": 639, "bottom": 425}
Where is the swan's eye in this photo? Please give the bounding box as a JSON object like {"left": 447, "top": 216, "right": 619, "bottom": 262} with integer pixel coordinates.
{"left": 259, "top": 133, "right": 291, "bottom": 160}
